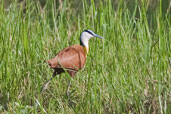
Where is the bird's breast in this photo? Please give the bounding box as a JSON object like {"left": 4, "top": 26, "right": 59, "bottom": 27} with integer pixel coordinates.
{"left": 83, "top": 46, "right": 89, "bottom": 56}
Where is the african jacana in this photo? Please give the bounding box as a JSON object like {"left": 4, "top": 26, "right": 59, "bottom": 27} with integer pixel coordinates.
{"left": 42, "top": 30, "right": 103, "bottom": 94}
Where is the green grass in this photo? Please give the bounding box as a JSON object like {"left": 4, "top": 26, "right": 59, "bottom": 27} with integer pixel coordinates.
{"left": 0, "top": 0, "right": 170, "bottom": 113}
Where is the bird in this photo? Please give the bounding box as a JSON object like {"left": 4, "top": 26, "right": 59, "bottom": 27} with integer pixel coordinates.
{"left": 41, "top": 30, "right": 103, "bottom": 94}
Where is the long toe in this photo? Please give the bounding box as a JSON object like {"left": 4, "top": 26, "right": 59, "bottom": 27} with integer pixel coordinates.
{"left": 66, "top": 81, "right": 71, "bottom": 98}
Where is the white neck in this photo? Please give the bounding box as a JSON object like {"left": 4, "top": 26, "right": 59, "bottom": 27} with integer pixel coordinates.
{"left": 81, "top": 38, "right": 89, "bottom": 48}
{"left": 80, "top": 31, "right": 93, "bottom": 48}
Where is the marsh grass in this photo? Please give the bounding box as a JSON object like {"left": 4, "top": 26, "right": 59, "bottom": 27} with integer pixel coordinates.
{"left": 0, "top": 0, "right": 170, "bottom": 113}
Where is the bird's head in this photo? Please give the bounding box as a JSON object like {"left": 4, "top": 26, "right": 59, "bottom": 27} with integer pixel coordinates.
{"left": 80, "top": 30, "right": 103, "bottom": 49}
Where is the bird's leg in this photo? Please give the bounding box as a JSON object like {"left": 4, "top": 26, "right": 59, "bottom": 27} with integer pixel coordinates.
{"left": 41, "top": 72, "right": 57, "bottom": 93}
{"left": 66, "top": 80, "right": 71, "bottom": 98}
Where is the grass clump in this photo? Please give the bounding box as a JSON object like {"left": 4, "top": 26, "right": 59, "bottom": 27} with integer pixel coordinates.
{"left": 0, "top": 0, "right": 170, "bottom": 113}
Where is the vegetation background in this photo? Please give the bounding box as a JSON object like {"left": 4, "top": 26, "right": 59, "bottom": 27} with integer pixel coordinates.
{"left": 0, "top": 0, "right": 171, "bottom": 113}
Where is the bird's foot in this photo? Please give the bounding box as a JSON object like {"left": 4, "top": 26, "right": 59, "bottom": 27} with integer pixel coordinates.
{"left": 41, "top": 80, "right": 51, "bottom": 93}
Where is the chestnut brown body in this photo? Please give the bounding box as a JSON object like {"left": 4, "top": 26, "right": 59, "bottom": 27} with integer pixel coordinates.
{"left": 48, "top": 44, "right": 87, "bottom": 77}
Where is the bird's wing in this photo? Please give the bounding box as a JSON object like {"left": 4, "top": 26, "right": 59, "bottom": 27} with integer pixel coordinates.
{"left": 56, "top": 45, "right": 86, "bottom": 71}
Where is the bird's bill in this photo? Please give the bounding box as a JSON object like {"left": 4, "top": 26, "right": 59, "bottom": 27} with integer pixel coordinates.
{"left": 94, "top": 34, "right": 104, "bottom": 39}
